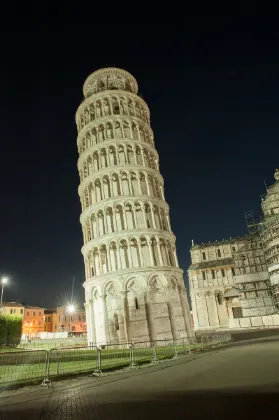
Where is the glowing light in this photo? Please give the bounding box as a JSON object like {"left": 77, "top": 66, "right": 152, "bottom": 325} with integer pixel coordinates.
{"left": 1, "top": 277, "right": 8, "bottom": 284}
{"left": 67, "top": 304, "right": 75, "bottom": 313}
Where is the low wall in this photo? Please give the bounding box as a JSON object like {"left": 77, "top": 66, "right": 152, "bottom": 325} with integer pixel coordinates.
{"left": 228, "top": 314, "right": 279, "bottom": 329}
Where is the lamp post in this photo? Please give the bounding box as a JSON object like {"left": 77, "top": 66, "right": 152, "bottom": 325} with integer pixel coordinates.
{"left": 0, "top": 277, "right": 8, "bottom": 308}
{"left": 67, "top": 304, "right": 75, "bottom": 337}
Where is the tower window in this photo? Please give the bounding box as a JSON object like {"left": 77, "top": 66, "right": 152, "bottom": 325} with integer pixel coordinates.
{"left": 232, "top": 268, "right": 235, "bottom": 276}
{"left": 202, "top": 252, "right": 206, "bottom": 260}
{"left": 135, "top": 297, "right": 139, "bottom": 310}
{"left": 202, "top": 271, "right": 206, "bottom": 280}
{"left": 221, "top": 269, "right": 225, "bottom": 277}
{"left": 211, "top": 270, "right": 215, "bottom": 279}
{"left": 217, "top": 249, "right": 221, "bottom": 257}
{"left": 232, "top": 247, "right": 235, "bottom": 251}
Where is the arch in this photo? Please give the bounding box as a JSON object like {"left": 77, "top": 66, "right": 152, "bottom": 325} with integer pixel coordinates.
{"left": 151, "top": 237, "right": 160, "bottom": 266}
{"left": 140, "top": 172, "right": 148, "bottom": 195}
{"left": 93, "top": 247, "right": 100, "bottom": 276}
{"left": 145, "top": 203, "right": 153, "bottom": 228}
{"left": 106, "top": 207, "right": 114, "bottom": 233}
{"left": 153, "top": 205, "right": 162, "bottom": 229}
{"left": 121, "top": 172, "right": 130, "bottom": 195}
{"left": 125, "top": 275, "right": 146, "bottom": 296}
{"left": 166, "top": 241, "right": 175, "bottom": 267}
{"left": 118, "top": 145, "right": 126, "bottom": 165}
{"left": 93, "top": 152, "right": 99, "bottom": 172}
{"left": 97, "top": 210, "right": 105, "bottom": 236}
{"left": 216, "top": 292, "right": 223, "bottom": 305}
{"left": 131, "top": 172, "right": 140, "bottom": 195}
{"left": 160, "top": 238, "right": 168, "bottom": 265}
{"left": 115, "top": 204, "right": 125, "bottom": 231}
{"left": 100, "top": 244, "right": 108, "bottom": 274}
{"left": 106, "top": 122, "right": 114, "bottom": 139}
{"left": 115, "top": 121, "right": 122, "bottom": 138}
{"left": 100, "top": 148, "right": 108, "bottom": 169}
{"left": 119, "top": 239, "right": 130, "bottom": 269}
{"left": 95, "top": 178, "right": 103, "bottom": 202}
{"left": 109, "top": 241, "right": 118, "bottom": 271}
{"left": 130, "top": 238, "right": 141, "bottom": 267}
{"left": 123, "top": 121, "right": 131, "bottom": 138}
{"left": 127, "top": 144, "right": 135, "bottom": 165}
{"left": 125, "top": 202, "right": 135, "bottom": 229}
{"left": 135, "top": 201, "right": 145, "bottom": 228}
{"left": 98, "top": 124, "right": 105, "bottom": 142}
{"left": 114, "top": 313, "right": 119, "bottom": 330}
{"left": 103, "top": 175, "right": 111, "bottom": 199}
{"left": 132, "top": 123, "right": 139, "bottom": 140}
{"left": 109, "top": 146, "right": 117, "bottom": 166}
{"left": 112, "top": 173, "right": 121, "bottom": 197}
{"left": 140, "top": 236, "right": 151, "bottom": 266}
{"left": 135, "top": 146, "right": 143, "bottom": 165}
{"left": 103, "top": 98, "right": 111, "bottom": 116}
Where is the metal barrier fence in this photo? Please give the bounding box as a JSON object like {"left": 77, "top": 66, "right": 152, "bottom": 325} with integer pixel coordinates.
{"left": 0, "top": 350, "right": 49, "bottom": 385}
{"left": 0, "top": 334, "right": 230, "bottom": 387}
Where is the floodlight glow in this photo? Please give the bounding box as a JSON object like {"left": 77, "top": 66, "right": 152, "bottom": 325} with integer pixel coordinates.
{"left": 1, "top": 277, "right": 8, "bottom": 284}
{"left": 68, "top": 304, "right": 75, "bottom": 313}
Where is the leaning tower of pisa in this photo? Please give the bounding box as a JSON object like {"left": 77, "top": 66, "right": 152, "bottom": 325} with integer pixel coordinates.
{"left": 76, "top": 67, "right": 193, "bottom": 345}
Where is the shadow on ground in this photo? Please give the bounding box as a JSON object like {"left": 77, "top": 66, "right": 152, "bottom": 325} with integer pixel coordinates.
{"left": 2, "top": 386, "right": 279, "bottom": 419}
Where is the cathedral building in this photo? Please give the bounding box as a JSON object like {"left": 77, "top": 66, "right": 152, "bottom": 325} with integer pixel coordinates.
{"left": 189, "top": 169, "right": 279, "bottom": 331}
{"left": 75, "top": 67, "right": 193, "bottom": 345}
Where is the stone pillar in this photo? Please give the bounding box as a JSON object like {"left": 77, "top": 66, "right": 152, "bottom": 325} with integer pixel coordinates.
{"left": 120, "top": 290, "right": 130, "bottom": 342}
{"left": 167, "top": 300, "right": 179, "bottom": 340}
{"left": 100, "top": 295, "right": 110, "bottom": 344}
{"left": 179, "top": 285, "right": 193, "bottom": 337}
{"left": 145, "top": 293, "right": 156, "bottom": 341}
{"left": 190, "top": 294, "right": 199, "bottom": 329}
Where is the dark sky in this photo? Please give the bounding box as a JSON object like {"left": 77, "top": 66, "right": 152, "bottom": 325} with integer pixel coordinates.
{"left": 1, "top": 11, "right": 279, "bottom": 307}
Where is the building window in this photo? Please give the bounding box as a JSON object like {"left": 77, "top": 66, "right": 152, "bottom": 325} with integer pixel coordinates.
{"left": 216, "top": 293, "right": 222, "bottom": 305}
{"left": 59, "top": 316, "right": 61, "bottom": 322}
{"left": 147, "top": 220, "right": 151, "bottom": 228}
{"left": 202, "top": 252, "right": 206, "bottom": 260}
{"left": 114, "top": 313, "right": 119, "bottom": 331}
{"left": 232, "top": 247, "right": 235, "bottom": 251}
{"left": 211, "top": 270, "right": 215, "bottom": 279}
{"left": 217, "top": 249, "right": 221, "bottom": 257}
{"left": 221, "top": 269, "right": 225, "bottom": 277}
{"left": 27, "top": 312, "right": 29, "bottom": 316}
{"left": 135, "top": 297, "right": 139, "bottom": 310}
{"left": 10, "top": 309, "right": 13, "bottom": 314}
{"left": 39, "top": 312, "right": 41, "bottom": 316}
{"left": 48, "top": 316, "right": 51, "bottom": 322}
{"left": 38, "top": 321, "right": 41, "bottom": 326}
{"left": 79, "top": 316, "right": 81, "bottom": 321}
{"left": 33, "top": 312, "right": 35, "bottom": 316}
{"left": 20, "top": 309, "right": 23, "bottom": 315}
{"left": 232, "top": 268, "right": 235, "bottom": 276}
{"left": 72, "top": 326, "right": 76, "bottom": 331}
{"left": 65, "top": 316, "right": 67, "bottom": 322}
{"left": 33, "top": 320, "right": 35, "bottom": 325}
{"left": 202, "top": 271, "right": 206, "bottom": 280}
{"left": 232, "top": 307, "right": 243, "bottom": 318}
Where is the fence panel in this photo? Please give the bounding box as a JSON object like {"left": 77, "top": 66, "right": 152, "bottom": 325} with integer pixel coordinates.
{"left": 0, "top": 350, "right": 48, "bottom": 385}
{"left": 48, "top": 345, "right": 98, "bottom": 378}
{"left": 97, "top": 343, "right": 133, "bottom": 372}
{"left": 133, "top": 341, "right": 155, "bottom": 364}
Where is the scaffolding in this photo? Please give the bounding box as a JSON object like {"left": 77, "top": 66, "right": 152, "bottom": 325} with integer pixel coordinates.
{"left": 244, "top": 211, "right": 279, "bottom": 310}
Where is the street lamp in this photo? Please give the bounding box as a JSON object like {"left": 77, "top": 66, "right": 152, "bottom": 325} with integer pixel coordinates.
{"left": 0, "top": 277, "right": 9, "bottom": 308}
{"left": 67, "top": 304, "right": 75, "bottom": 336}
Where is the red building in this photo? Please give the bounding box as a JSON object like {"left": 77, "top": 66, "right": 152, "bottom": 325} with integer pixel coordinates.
{"left": 56, "top": 306, "right": 86, "bottom": 336}
{"left": 22, "top": 306, "right": 44, "bottom": 337}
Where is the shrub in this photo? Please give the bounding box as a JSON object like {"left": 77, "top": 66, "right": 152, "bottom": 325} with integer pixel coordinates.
{"left": 0, "top": 314, "right": 22, "bottom": 346}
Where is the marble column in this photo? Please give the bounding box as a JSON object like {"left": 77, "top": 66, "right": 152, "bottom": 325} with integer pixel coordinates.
{"left": 120, "top": 290, "right": 130, "bottom": 342}
{"left": 99, "top": 294, "right": 110, "bottom": 344}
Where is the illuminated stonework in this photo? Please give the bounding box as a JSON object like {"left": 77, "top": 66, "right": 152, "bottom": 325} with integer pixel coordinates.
{"left": 76, "top": 67, "right": 193, "bottom": 344}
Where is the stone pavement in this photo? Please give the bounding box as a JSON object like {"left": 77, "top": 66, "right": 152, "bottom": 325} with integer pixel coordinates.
{"left": 0, "top": 338, "right": 279, "bottom": 419}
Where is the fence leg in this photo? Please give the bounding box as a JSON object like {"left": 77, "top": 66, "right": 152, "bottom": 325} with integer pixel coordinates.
{"left": 129, "top": 344, "right": 138, "bottom": 369}
{"left": 56, "top": 351, "right": 60, "bottom": 375}
{"left": 172, "top": 341, "right": 178, "bottom": 359}
{"left": 152, "top": 341, "right": 159, "bottom": 363}
{"left": 40, "top": 351, "right": 52, "bottom": 388}
{"left": 188, "top": 339, "right": 191, "bottom": 355}
{"left": 92, "top": 347, "right": 103, "bottom": 377}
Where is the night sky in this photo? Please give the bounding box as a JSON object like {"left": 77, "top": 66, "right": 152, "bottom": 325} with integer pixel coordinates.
{"left": 1, "top": 12, "right": 279, "bottom": 308}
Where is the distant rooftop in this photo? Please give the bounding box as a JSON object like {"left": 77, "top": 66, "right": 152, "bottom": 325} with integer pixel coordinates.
{"left": 191, "top": 234, "right": 258, "bottom": 250}
{"left": 2, "top": 302, "right": 24, "bottom": 307}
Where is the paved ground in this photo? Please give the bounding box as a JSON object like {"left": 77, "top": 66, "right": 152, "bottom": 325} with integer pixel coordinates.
{"left": 0, "top": 337, "right": 279, "bottom": 419}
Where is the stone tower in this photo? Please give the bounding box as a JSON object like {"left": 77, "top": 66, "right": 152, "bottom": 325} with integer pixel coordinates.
{"left": 76, "top": 67, "right": 193, "bottom": 345}
{"left": 261, "top": 168, "right": 279, "bottom": 309}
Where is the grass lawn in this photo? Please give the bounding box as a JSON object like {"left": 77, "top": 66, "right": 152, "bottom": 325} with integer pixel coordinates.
{"left": 0, "top": 342, "right": 220, "bottom": 386}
